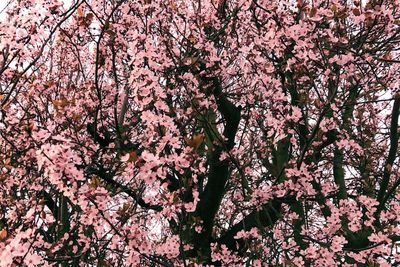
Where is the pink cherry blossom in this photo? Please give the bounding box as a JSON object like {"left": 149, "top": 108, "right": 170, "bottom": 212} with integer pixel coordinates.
{"left": 0, "top": 0, "right": 400, "bottom": 266}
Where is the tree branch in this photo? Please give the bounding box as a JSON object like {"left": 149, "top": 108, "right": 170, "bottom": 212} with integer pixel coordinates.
{"left": 193, "top": 76, "right": 241, "bottom": 257}
{"left": 376, "top": 96, "right": 400, "bottom": 216}
{"left": 218, "top": 199, "right": 282, "bottom": 253}
{"left": 89, "top": 166, "right": 162, "bottom": 211}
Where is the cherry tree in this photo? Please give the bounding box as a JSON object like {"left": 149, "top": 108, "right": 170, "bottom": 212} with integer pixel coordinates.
{"left": 1, "top": 0, "right": 400, "bottom": 266}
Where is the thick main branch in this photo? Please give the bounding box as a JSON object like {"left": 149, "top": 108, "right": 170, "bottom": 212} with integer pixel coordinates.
{"left": 376, "top": 96, "right": 400, "bottom": 216}
{"left": 193, "top": 77, "right": 241, "bottom": 257}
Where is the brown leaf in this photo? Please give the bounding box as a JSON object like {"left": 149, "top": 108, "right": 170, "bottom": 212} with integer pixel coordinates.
{"left": 188, "top": 34, "right": 198, "bottom": 44}
{"left": 0, "top": 229, "right": 7, "bottom": 241}
{"left": 4, "top": 157, "right": 12, "bottom": 170}
{"left": 128, "top": 151, "right": 138, "bottom": 163}
{"left": 80, "top": 13, "right": 94, "bottom": 28}
{"left": 43, "top": 80, "right": 56, "bottom": 89}
{"left": 352, "top": 8, "right": 361, "bottom": 16}
{"left": 117, "top": 203, "right": 132, "bottom": 219}
{"left": 383, "top": 52, "right": 392, "bottom": 60}
{"left": 337, "top": 10, "right": 348, "bottom": 19}
{"left": 4, "top": 158, "right": 11, "bottom": 165}
{"left": 309, "top": 7, "right": 317, "bottom": 17}
{"left": 86, "top": 13, "right": 94, "bottom": 23}
{"left": 23, "top": 123, "right": 34, "bottom": 133}
{"left": 77, "top": 6, "right": 85, "bottom": 18}
{"left": 89, "top": 175, "right": 101, "bottom": 188}
{"left": 185, "top": 133, "right": 204, "bottom": 150}
{"left": 72, "top": 113, "right": 82, "bottom": 121}
{"left": 170, "top": 2, "right": 178, "bottom": 11}
{"left": 52, "top": 98, "right": 69, "bottom": 110}
{"left": 297, "top": 0, "right": 303, "bottom": 8}
{"left": 38, "top": 198, "right": 47, "bottom": 206}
